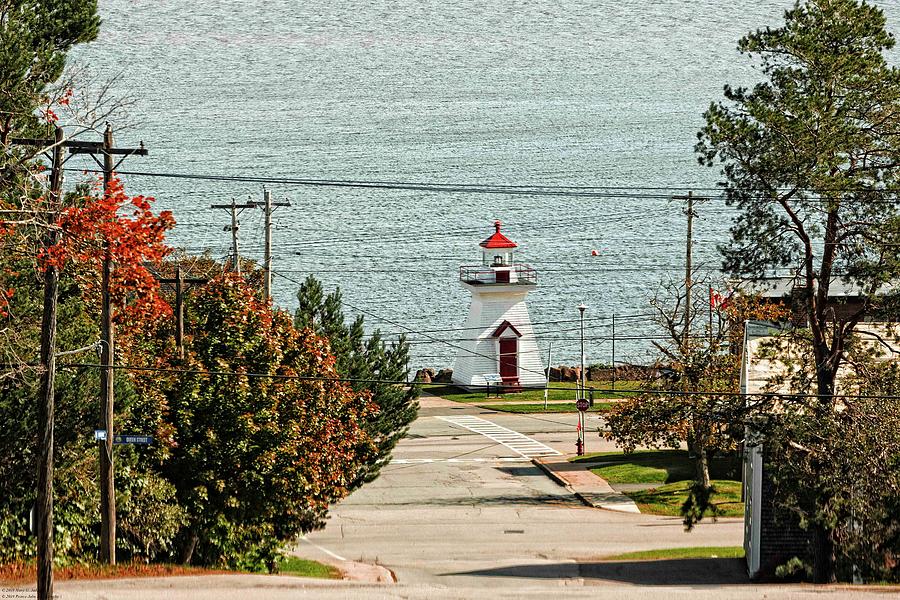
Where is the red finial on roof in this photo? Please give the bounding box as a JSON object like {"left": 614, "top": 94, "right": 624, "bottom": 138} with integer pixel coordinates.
{"left": 480, "top": 220, "right": 517, "bottom": 249}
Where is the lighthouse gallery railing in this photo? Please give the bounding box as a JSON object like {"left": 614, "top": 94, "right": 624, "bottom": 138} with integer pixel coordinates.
{"left": 459, "top": 264, "right": 537, "bottom": 285}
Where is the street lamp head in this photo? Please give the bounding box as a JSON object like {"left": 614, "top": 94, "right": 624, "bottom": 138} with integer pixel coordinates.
{"left": 578, "top": 303, "right": 587, "bottom": 313}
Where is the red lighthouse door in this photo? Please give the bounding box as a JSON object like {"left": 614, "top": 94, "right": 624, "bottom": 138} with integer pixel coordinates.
{"left": 498, "top": 338, "right": 519, "bottom": 387}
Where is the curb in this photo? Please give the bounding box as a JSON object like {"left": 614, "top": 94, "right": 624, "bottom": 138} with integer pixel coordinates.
{"left": 532, "top": 457, "right": 598, "bottom": 510}
{"left": 531, "top": 457, "right": 572, "bottom": 489}
{"left": 531, "top": 457, "right": 641, "bottom": 514}
{"left": 335, "top": 559, "right": 396, "bottom": 583}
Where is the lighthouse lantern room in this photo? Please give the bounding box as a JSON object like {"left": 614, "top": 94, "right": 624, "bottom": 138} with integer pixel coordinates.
{"left": 451, "top": 221, "right": 545, "bottom": 390}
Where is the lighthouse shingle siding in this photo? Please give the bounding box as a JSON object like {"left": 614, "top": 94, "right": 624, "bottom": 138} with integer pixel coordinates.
{"left": 452, "top": 292, "right": 545, "bottom": 388}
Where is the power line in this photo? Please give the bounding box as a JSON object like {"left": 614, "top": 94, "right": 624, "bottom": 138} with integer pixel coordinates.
{"left": 271, "top": 267, "right": 712, "bottom": 275}
{"left": 303, "top": 311, "right": 659, "bottom": 337}
{"left": 66, "top": 169, "right": 710, "bottom": 198}
{"left": 64, "top": 167, "right": 900, "bottom": 202}
{"left": 52, "top": 362, "right": 900, "bottom": 401}
{"left": 274, "top": 270, "right": 552, "bottom": 380}
{"left": 402, "top": 334, "right": 714, "bottom": 344}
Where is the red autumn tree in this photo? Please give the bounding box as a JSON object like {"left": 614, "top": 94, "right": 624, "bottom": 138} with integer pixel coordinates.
{"left": 0, "top": 174, "right": 178, "bottom": 565}
{"left": 138, "top": 274, "right": 377, "bottom": 570}
{"left": 49, "top": 177, "right": 175, "bottom": 333}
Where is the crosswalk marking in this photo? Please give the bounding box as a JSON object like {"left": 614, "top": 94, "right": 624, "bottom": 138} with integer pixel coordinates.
{"left": 436, "top": 415, "right": 562, "bottom": 458}
{"left": 390, "top": 457, "right": 532, "bottom": 464}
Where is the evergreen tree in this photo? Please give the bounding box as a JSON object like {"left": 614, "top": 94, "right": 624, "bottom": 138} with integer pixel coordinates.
{"left": 149, "top": 275, "right": 376, "bottom": 569}
{"left": 295, "top": 276, "right": 419, "bottom": 486}
{"left": 697, "top": 0, "right": 900, "bottom": 581}
{"left": 0, "top": 0, "right": 100, "bottom": 143}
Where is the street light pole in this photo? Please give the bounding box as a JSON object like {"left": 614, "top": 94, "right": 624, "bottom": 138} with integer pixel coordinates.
{"left": 579, "top": 303, "right": 587, "bottom": 401}
{"left": 577, "top": 303, "right": 587, "bottom": 456}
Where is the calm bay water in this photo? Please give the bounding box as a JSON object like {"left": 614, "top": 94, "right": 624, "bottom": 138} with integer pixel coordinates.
{"left": 70, "top": 0, "right": 900, "bottom": 370}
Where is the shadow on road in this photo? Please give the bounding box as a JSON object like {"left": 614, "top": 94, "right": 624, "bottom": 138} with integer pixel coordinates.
{"left": 495, "top": 466, "right": 546, "bottom": 477}
{"left": 450, "top": 558, "right": 750, "bottom": 586}
{"left": 370, "top": 494, "right": 583, "bottom": 507}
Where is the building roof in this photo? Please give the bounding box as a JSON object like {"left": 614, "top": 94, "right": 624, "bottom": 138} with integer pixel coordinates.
{"left": 741, "top": 320, "right": 899, "bottom": 397}
{"left": 480, "top": 220, "right": 517, "bottom": 249}
{"left": 491, "top": 320, "right": 522, "bottom": 338}
{"left": 738, "top": 275, "right": 897, "bottom": 298}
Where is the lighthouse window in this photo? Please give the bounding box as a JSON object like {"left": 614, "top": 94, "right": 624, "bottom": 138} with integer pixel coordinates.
{"left": 493, "top": 255, "right": 503, "bottom": 265}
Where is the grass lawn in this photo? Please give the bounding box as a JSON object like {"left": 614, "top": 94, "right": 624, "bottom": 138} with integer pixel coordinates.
{"left": 571, "top": 449, "right": 741, "bottom": 485}
{"left": 628, "top": 480, "right": 744, "bottom": 518}
{"left": 568, "top": 450, "right": 743, "bottom": 517}
{"left": 276, "top": 556, "right": 341, "bottom": 579}
{"left": 428, "top": 381, "right": 641, "bottom": 405}
{"left": 602, "top": 546, "right": 745, "bottom": 561}
{"left": 480, "top": 401, "right": 615, "bottom": 414}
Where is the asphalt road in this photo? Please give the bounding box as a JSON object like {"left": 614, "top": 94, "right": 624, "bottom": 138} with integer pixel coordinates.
{"left": 47, "top": 394, "right": 895, "bottom": 599}
{"left": 293, "top": 395, "right": 744, "bottom": 583}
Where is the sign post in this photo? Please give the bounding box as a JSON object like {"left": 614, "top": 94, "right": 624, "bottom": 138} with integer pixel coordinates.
{"left": 575, "top": 398, "right": 588, "bottom": 456}
{"left": 483, "top": 373, "right": 503, "bottom": 398}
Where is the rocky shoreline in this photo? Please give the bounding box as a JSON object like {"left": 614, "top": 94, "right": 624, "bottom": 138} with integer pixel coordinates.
{"left": 414, "top": 364, "right": 654, "bottom": 384}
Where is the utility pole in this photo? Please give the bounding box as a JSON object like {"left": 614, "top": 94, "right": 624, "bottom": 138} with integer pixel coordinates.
{"left": 543, "top": 342, "right": 552, "bottom": 411}
{"left": 36, "top": 127, "right": 63, "bottom": 600}
{"left": 210, "top": 198, "right": 255, "bottom": 274}
{"left": 577, "top": 303, "right": 587, "bottom": 456}
{"left": 70, "top": 124, "right": 147, "bottom": 566}
{"left": 683, "top": 191, "right": 694, "bottom": 351}
{"left": 12, "top": 126, "right": 145, "bottom": 591}
{"left": 263, "top": 189, "right": 271, "bottom": 300}
{"left": 176, "top": 267, "right": 183, "bottom": 355}
{"left": 579, "top": 303, "right": 587, "bottom": 401}
{"left": 153, "top": 268, "right": 208, "bottom": 358}
{"left": 672, "top": 191, "right": 708, "bottom": 352}
{"left": 611, "top": 313, "right": 616, "bottom": 390}
{"left": 254, "top": 188, "right": 289, "bottom": 301}
{"left": 98, "top": 125, "right": 116, "bottom": 565}
{"left": 12, "top": 127, "right": 80, "bottom": 600}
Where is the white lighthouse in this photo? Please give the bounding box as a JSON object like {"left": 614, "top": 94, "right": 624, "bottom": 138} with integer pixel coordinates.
{"left": 451, "top": 221, "right": 545, "bottom": 390}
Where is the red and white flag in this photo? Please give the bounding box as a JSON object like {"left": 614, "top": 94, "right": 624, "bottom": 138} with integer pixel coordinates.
{"left": 709, "top": 288, "right": 729, "bottom": 310}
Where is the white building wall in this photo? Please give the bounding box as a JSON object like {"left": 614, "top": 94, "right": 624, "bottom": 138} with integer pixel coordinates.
{"left": 451, "top": 284, "right": 546, "bottom": 388}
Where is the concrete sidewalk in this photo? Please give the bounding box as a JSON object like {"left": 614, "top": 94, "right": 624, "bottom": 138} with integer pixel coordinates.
{"left": 533, "top": 456, "right": 641, "bottom": 513}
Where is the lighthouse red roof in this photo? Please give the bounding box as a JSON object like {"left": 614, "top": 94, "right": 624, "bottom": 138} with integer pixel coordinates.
{"left": 479, "top": 220, "right": 517, "bottom": 249}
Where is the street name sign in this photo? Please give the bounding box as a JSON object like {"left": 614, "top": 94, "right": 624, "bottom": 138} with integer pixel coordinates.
{"left": 94, "top": 430, "right": 153, "bottom": 445}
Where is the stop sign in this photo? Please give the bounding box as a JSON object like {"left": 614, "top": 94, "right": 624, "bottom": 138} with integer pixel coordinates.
{"left": 575, "top": 398, "right": 589, "bottom": 412}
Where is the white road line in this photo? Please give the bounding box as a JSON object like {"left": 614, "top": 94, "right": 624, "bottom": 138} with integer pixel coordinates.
{"left": 300, "top": 537, "right": 346, "bottom": 561}
{"left": 436, "top": 415, "right": 562, "bottom": 458}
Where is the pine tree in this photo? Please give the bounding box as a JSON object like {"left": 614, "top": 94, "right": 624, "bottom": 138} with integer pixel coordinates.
{"left": 295, "top": 276, "right": 419, "bottom": 486}
{"left": 0, "top": 0, "right": 100, "bottom": 143}
{"left": 697, "top": 0, "right": 900, "bottom": 582}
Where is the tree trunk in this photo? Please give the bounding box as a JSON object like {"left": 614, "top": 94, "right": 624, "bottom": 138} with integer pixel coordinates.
{"left": 695, "top": 446, "right": 712, "bottom": 489}
{"left": 0, "top": 114, "right": 11, "bottom": 146}
{"left": 812, "top": 524, "right": 835, "bottom": 583}
{"left": 180, "top": 530, "right": 199, "bottom": 565}
{"left": 811, "top": 363, "right": 837, "bottom": 582}
{"left": 689, "top": 417, "right": 711, "bottom": 489}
